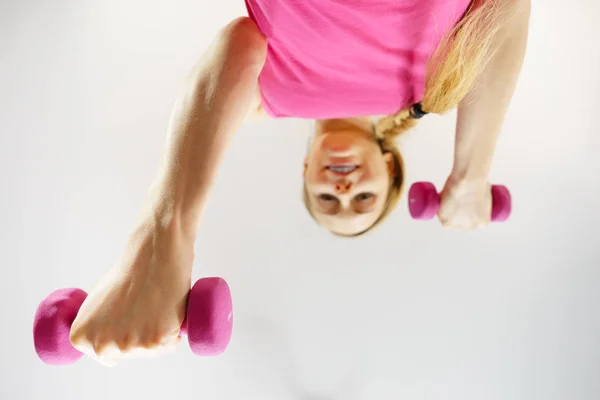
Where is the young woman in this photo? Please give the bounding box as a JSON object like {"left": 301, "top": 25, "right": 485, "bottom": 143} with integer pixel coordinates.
{"left": 68, "top": 0, "right": 531, "bottom": 363}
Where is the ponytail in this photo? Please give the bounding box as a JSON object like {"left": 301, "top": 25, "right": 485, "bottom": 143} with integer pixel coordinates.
{"left": 375, "top": 0, "right": 506, "bottom": 140}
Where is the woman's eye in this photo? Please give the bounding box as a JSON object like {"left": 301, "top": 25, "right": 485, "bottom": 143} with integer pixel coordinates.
{"left": 356, "top": 193, "right": 374, "bottom": 201}
{"left": 319, "top": 194, "right": 336, "bottom": 202}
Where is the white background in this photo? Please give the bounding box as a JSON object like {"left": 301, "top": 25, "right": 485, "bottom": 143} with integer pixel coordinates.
{"left": 2, "top": 1, "right": 600, "bottom": 399}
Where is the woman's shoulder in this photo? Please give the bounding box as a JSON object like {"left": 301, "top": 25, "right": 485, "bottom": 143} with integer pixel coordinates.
{"left": 215, "top": 17, "right": 268, "bottom": 71}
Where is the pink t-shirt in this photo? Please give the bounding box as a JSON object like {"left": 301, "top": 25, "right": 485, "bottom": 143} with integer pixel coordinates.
{"left": 245, "top": 0, "right": 471, "bottom": 119}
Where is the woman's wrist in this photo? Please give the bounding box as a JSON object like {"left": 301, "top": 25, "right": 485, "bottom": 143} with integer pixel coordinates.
{"left": 447, "top": 168, "right": 488, "bottom": 192}
{"left": 450, "top": 164, "right": 488, "bottom": 184}
{"left": 142, "top": 179, "right": 200, "bottom": 242}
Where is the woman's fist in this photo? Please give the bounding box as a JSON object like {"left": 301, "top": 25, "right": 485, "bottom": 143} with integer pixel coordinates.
{"left": 69, "top": 219, "right": 194, "bottom": 366}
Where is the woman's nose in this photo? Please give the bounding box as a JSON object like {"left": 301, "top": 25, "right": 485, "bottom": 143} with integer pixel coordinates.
{"left": 334, "top": 181, "right": 352, "bottom": 194}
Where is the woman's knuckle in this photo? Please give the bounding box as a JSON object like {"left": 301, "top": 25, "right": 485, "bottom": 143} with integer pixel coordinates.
{"left": 115, "top": 334, "right": 133, "bottom": 353}
{"left": 138, "top": 333, "right": 161, "bottom": 349}
{"left": 92, "top": 335, "right": 114, "bottom": 357}
{"left": 68, "top": 328, "right": 83, "bottom": 346}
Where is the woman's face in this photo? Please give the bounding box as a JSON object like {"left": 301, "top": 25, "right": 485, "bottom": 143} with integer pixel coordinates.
{"left": 304, "top": 121, "right": 396, "bottom": 235}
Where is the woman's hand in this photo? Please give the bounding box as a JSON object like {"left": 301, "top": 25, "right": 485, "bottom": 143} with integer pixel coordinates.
{"left": 67, "top": 18, "right": 266, "bottom": 366}
{"left": 69, "top": 216, "right": 194, "bottom": 366}
{"left": 448, "top": 0, "right": 529, "bottom": 223}
{"left": 438, "top": 177, "right": 492, "bottom": 230}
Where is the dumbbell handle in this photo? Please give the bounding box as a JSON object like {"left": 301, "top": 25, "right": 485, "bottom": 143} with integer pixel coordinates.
{"left": 33, "top": 277, "right": 232, "bottom": 366}
{"left": 408, "top": 182, "right": 511, "bottom": 221}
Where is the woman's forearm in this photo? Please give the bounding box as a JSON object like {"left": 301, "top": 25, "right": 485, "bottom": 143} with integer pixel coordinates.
{"left": 451, "top": 0, "right": 530, "bottom": 183}
{"left": 145, "top": 18, "right": 267, "bottom": 237}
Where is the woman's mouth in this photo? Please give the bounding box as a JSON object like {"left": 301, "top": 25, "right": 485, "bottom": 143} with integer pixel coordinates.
{"left": 326, "top": 165, "right": 358, "bottom": 174}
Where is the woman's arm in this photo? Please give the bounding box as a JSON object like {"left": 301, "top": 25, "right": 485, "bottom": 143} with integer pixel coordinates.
{"left": 439, "top": 0, "right": 531, "bottom": 229}
{"left": 69, "top": 18, "right": 267, "bottom": 364}
{"left": 149, "top": 17, "right": 267, "bottom": 236}
{"left": 451, "top": 0, "right": 530, "bottom": 182}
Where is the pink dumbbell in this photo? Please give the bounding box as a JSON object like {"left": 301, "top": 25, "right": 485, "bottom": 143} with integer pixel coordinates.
{"left": 33, "top": 277, "right": 233, "bottom": 366}
{"left": 408, "top": 182, "right": 512, "bottom": 222}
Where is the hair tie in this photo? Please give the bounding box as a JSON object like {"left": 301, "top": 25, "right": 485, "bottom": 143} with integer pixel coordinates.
{"left": 409, "top": 102, "right": 429, "bottom": 119}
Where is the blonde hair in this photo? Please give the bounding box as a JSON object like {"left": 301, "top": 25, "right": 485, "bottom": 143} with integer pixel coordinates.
{"left": 304, "top": 0, "right": 507, "bottom": 236}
